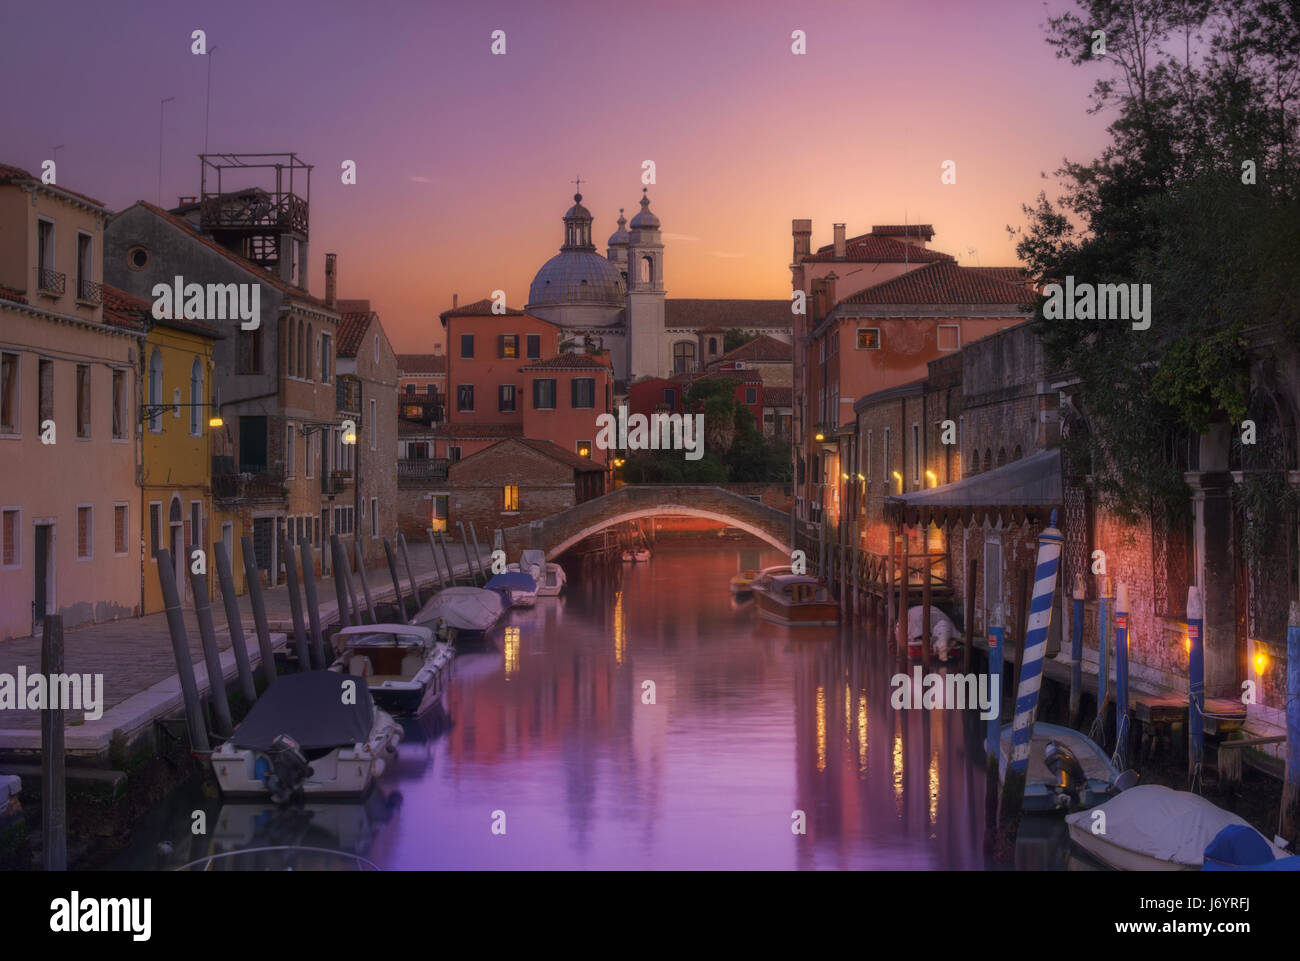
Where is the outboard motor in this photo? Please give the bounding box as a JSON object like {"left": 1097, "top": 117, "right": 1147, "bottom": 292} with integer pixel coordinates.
{"left": 1044, "top": 739, "right": 1088, "bottom": 810}
{"left": 260, "top": 733, "right": 313, "bottom": 805}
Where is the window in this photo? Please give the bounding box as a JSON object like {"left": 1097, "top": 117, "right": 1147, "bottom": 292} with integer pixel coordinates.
{"left": 108, "top": 504, "right": 126, "bottom": 556}
{"left": 448, "top": 446, "right": 462, "bottom": 463}
{"left": 663, "top": 388, "right": 675, "bottom": 408}
{"left": 457, "top": 384, "right": 474, "bottom": 411}
{"left": 127, "top": 245, "right": 149, "bottom": 271}
{"left": 189, "top": 358, "right": 203, "bottom": 435}
{"left": 857, "top": 328, "right": 881, "bottom": 350}
{"left": 912, "top": 423, "right": 921, "bottom": 485}
{"left": 222, "top": 522, "right": 233, "bottom": 563}
{"left": 883, "top": 428, "right": 891, "bottom": 483}
{"left": 571, "top": 378, "right": 595, "bottom": 409}
{"left": 461, "top": 334, "right": 474, "bottom": 358}
{"left": 2, "top": 509, "right": 19, "bottom": 568}
{"left": 499, "top": 334, "right": 518, "bottom": 358}
{"left": 286, "top": 423, "right": 296, "bottom": 478}
{"left": 745, "top": 387, "right": 757, "bottom": 405}
{"left": 77, "top": 505, "right": 92, "bottom": 559}
{"left": 576, "top": 440, "right": 592, "bottom": 459}
{"left": 37, "top": 220, "right": 54, "bottom": 281}
{"left": 237, "top": 327, "right": 263, "bottom": 373}
{"left": 866, "top": 430, "right": 872, "bottom": 482}
{"left": 287, "top": 319, "right": 296, "bottom": 375}
{"left": 305, "top": 429, "right": 315, "bottom": 479}
{"left": 149, "top": 502, "right": 161, "bottom": 560}
{"left": 320, "top": 334, "right": 332, "bottom": 384}
{"left": 1, "top": 352, "right": 18, "bottom": 433}
{"left": 374, "top": 334, "right": 379, "bottom": 365}
{"left": 709, "top": 337, "right": 718, "bottom": 354}
{"left": 370, "top": 497, "right": 378, "bottom": 539}
{"left": 191, "top": 502, "right": 201, "bottom": 552}
{"left": 672, "top": 341, "right": 696, "bottom": 374}
{"left": 369, "top": 398, "right": 377, "bottom": 449}
{"left": 76, "top": 233, "right": 92, "bottom": 300}
{"left": 503, "top": 485, "right": 520, "bottom": 512}
{"left": 75, "top": 365, "right": 91, "bottom": 438}
{"left": 111, "top": 369, "right": 125, "bottom": 438}
{"left": 937, "top": 325, "right": 961, "bottom": 351}
{"left": 39, "top": 359, "right": 53, "bottom": 429}
{"left": 640, "top": 255, "right": 653, "bottom": 284}
{"left": 431, "top": 494, "right": 449, "bottom": 531}
{"left": 533, "top": 378, "right": 556, "bottom": 410}
{"left": 526, "top": 334, "right": 541, "bottom": 359}
{"left": 499, "top": 384, "right": 516, "bottom": 412}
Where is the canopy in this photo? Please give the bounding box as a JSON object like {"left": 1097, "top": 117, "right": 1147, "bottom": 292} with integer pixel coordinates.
{"left": 884, "top": 448, "right": 1062, "bottom": 528}
{"left": 232, "top": 670, "right": 375, "bottom": 752}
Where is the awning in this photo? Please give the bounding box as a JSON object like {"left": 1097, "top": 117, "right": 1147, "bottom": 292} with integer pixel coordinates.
{"left": 884, "top": 448, "right": 1062, "bottom": 528}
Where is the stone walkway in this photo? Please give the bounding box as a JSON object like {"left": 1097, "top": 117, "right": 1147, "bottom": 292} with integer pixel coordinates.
{"left": 0, "top": 541, "right": 491, "bottom": 755}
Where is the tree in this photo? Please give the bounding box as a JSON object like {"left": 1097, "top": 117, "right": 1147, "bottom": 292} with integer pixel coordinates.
{"left": 724, "top": 329, "right": 759, "bottom": 353}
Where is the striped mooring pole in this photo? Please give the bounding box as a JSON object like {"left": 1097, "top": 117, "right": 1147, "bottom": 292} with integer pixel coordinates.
{"left": 1112, "top": 581, "right": 1131, "bottom": 771}
{"left": 1069, "top": 574, "right": 1085, "bottom": 727}
{"left": 1281, "top": 602, "right": 1300, "bottom": 846}
{"left": 1187, "top": 585, "right": 1205, "bottom": 789}
{"left": 997, "top": 510, "right": 1064, "bottom": 858}
{"left": 1090, "top": 577, "right": 1112, "bottom": 747}
{"left": 984, "top": 606, "right": 1005, "bottom": 863}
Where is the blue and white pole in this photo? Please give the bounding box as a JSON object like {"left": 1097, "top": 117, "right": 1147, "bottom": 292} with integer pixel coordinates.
{"left": 1113, "top": 581, "right": 1131, "bottom": 771}
{"left": 1069, "top": 574, "right": 1085, "bottom": 727}
{"left": 1187, "top": 586, "right": 1205, "bottom": 789}
{"left": 1090, "top": 577, "right": 1113, "bottom": 747}
{"left": 997, "top": 510, "right": 1064, "bottom": 857}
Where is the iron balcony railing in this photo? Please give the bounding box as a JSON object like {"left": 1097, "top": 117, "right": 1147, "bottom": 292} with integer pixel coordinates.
{"left": 213, "top": 466, "right": 288, "bottom": 504}
{"left": 336, "top": 375, "right": 361, "bottom": 413}
{"left": 77, "top": 278, "right": 103, "bottom": 305}
{"left": 398, "top": 457, "right": 450, "bottom": 484}
{"left": 37, "top": 268, "right": 65, "bottom": 296}
{"left": 322, "top": 470, "right": 353, "bottom": 495}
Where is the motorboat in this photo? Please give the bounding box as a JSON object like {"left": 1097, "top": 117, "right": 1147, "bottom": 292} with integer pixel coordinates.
{"left": 753, "top": 573, "right": 839, "bottom": 626}
{"left": 328, "top": 623, "right": 454, "bottom": 717}
{"left": 415, "top": 586, "right": 504, "bottom": 641}
{"left": 621, "top": 547, "right": 651, "bottom": 563}
{"left": 993, "top": 722, "right": 1135, "bottom": 814}
{"left": 730, "top": 565, "right": 792, "bottom": 594}
{"left": 509, "top": 549, "right": 566, "bottom": 596}
{"left": 485, "top": 570, "right": 538, "bottom": 608}
{"left": 1065, "top": 784, "right": 1289, "bottom": 870}
{"left": 211, "top": 670, "right": 400, "bottom": 803}
{"left": 906, "top": 605, "right": 962, "bottom": 661}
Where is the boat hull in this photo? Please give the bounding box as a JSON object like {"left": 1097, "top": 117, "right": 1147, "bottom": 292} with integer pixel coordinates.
{"left": 754, "top": 594, "right": 840, "bottom": 626}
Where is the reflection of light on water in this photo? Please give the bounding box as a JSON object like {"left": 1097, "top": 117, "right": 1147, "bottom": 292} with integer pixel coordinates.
{"left": 504, "top": 626, "right": 520, "bottom": 679}
{"left": 613, "top": 590, "right": 625, "bottom": 665}
{"left": 892, "top": 730, "right": 903, "bottom": 815}
{"left": 857, "top": 694, "right": 868, "bottom": 774}
{"left": 816, "top": 686, "right": 826, "bottom": 773}
{"left": 843, "top": 682, "right": 851, "bottom": 741}
{"left": 928, "top": 750, "right": 939, "bottom": 828}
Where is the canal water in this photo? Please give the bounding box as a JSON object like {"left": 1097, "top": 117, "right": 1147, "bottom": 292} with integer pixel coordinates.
{"left": 113, "top": 536, "right": 1071, "bottom": 870}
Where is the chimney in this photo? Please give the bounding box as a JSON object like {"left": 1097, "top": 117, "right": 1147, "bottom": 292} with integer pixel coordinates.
{"left": 792, "top": 218, "right": 812, "bottom": 264}
{"left": 324, "top": 253, "right": 337, "bottom": 308}
{"left": 825, "top": 271, "right": 838, "bottom": 310}
{"left": 452, "top": 293, "right": 458, "bottom": 309}
{"left": 833, "top": 223, "right": 846, "bottom": 260}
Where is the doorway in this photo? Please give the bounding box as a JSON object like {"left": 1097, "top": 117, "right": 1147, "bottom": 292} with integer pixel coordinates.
{"left": 33, "top": 521, "right": 53, "bottom": 632}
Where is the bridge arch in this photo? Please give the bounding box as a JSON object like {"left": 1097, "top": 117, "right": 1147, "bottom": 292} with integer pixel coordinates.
{"left": 546, "top": 506, "right": 790, "bottom": 559}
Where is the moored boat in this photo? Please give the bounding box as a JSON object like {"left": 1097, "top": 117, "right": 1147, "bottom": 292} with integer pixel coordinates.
{"left": 485, "top": 570, "right": 538, "bottom": 608}
{"left": 328, "top": 623, "right": 453, "bottom": 717}
{"left": 753, "top": 573, "right": 839, "bottom": 626}
{"left": 510, "top": 549, "right": 566, "bottom": 596}
{"left": 730, "top": 564, "right": 792, "bottom": 594}
{"left": 415, "top": 586, "right": 505, "bottom": 640}
{"left": 993, "top": 722, "right": 1134, "bottom": 813}
{"left": 621, "top": 547, "right": 651, "bottom": 563}
{"left": 211, "top": 670, "right": 400, "bottom": 803}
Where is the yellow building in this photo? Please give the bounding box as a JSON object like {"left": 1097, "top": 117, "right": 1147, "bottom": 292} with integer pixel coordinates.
{"left": 133, "top": 294, "right": 224, "bottom": 614}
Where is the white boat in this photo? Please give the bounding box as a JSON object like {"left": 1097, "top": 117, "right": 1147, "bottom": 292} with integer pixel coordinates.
{"left": 415, "top": 586, "right": 504, "bottom": 640}
{"left": 621, "top": 548, "right": 651, "bottom": 563}
{"left": 211, "top": 671, "right": 401, "bottom": 803}
{"left": 1065, "top": 784, "right": 1288, "bottom": 870}
{"left": 993, "top": 722, "right": 1132, "bottom": 814}
{"left": 328, "top": 623, "right": 454, "bottom": 716}
{"left": 485, "top": 571, "right": 538, "bottom": 608}
{"left": 906, "top": 605, "right": 961, "bottom": 661}
{"left": 510, "top": 549, "right": 566, "bottom": 596}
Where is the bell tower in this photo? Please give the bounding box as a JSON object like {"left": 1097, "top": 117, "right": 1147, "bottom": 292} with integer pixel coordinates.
{"left": 626, "top": 188, "right": 665, "bottom": 380}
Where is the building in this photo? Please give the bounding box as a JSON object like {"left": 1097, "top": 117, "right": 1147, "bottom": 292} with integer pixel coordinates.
{"left": 335, "top": 298, "right": 399, "bottom": 567}
{"left": 517, "top": 353, "right": 613, "bottom": 466}
{"left": 0, "top": 164, "right": 139, "bottom": 639}
{"left": 703, "top": 333, "right": 793, "bottom": 386}
{"left": 396, "top": 351, "right": 446, "bottom": 425}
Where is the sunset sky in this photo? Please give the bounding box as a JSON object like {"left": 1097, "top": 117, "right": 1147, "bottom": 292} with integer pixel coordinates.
{"left": 3, "top": 0, "right": 1110, "bottom": 352}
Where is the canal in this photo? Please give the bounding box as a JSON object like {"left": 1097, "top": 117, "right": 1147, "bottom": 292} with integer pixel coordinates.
{"left": 113, "top": 535, "right": 1071, "bottom": 870}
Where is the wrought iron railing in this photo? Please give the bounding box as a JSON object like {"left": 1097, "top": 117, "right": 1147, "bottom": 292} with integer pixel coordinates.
{"left": 77, "top": 278, "right": 102, "bottom": 304}
{"left": 213, "top": 467, "right": 287, "bottom": 503}
{"left": 322, "top": 470, "right": 352, "bottom": 495}
{"left": 37, "top": 268, "right": 65, "bottom": 296}
{"left": 397, "top": 458, "right": 449, "bottom": 484}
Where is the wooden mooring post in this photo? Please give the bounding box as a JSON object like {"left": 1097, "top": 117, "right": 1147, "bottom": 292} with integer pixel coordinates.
{"left": 354, "top": 538, "right": 378, "bottom": 624}
{"left": 279, "top": 535, "right": 312, "bottom": 668}
{"left": 213, "top": 540, "right": 257, "bottom": 703}
{"left": 1187, "top": 586, "right": 1205, "bottom": 788}
{"left": 329, "top": 535, "right": 353, "bottom": 630}
{"left": 1069, "top": 574, "right": 1085, "bottom": 728}
{"left": 240, "top": 536, "right": 278, "bottom": 686}
{"left": 300, "top": 541, "right": 327, "bottom": 669}
{"left": 383, "top": 538, "right": 409, "bottom": 624}
{"left": 984, "top": 606, "right": 1004, "bottom": 864}
{"left": 188, "top": 546, "right": 234, "bottom": 736}
{"left": 40, "top": 614, "right": 67, "bottom": 871}
{"left": 898, "top": 529, "right": 910, "bottom": 667}
{"left": 1114, "top": 581, "right": 1132, "bottom": 771}
{"left": 437, "top": 530, "right": 458, "bottom": 587}
{"left": 885, "top": 530, "right": 896, "bottom": 654}
{"left": 156, "top": 548, "right": 212, "bottom": 751}
{"left": 399, "top": 532, "right": 420, "bottom": 607}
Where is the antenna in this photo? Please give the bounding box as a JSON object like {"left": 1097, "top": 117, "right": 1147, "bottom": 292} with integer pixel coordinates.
{"left": 158, "top": 96, "right": 175, "bottom": 206}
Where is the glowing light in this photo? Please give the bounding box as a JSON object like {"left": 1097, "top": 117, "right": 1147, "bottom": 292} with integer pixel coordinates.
{"left": 857, "top": 694, "right": 868, "bottom": 774}
{"left": 925, "top": 469, "right": 937, "bottom": 487}
{"left": 892, "top": 469, "right": 903, "bottom": 493}
{"left": 503, "top": 626, "right": 520, "bottom": 678}
{"left": 816, "top": 686, "right": 827, "bottom": 773}
{"left": 207, "top": 415, "right": 223, "bottom": 428}
{"left": 841, "top": 472, "right": 850, "bottom": 481}
{"left": 578, "top": 445, "right": 590, "bottom": 457}
{"left": 613, "top": 589, "right": 625, "bottom": 665}
{"left": 1254, "top": 648, "right": 1269, "bottom": 674}
{"left": 892, "top": 730, "right": 904, "bottom": 813}
{"left": 814, "top": 432, "right": 825, "bottom": 442}
{"left": 343, "top": 430, "right": 357, "bottom": 445}
{"left": 929, "top": 750, "right": 940, "bottom": 827}
{"left": 1184, "top": 635, "right": 1192, "bottom": 653}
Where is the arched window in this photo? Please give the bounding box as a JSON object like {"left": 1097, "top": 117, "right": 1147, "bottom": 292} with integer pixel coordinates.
{"left": 640, "top": 255, "right": 653, "bottom": 284}
{"left": 672, "top": 341, "right": 696, "bottom": 374}
{"left": 1012, "top": 444, "right": 1022, "bottom": 462}
{"left": 148, "top": 348, "right": 163, "bottom": 432}
{"left": 708, "top": 337, "right": 718, "bottom": 355}
{"left": 982, "top": 449, "right": 992, "bottom": 473}
{"left": 996, "top": 447, "right": 1007, "bottom": 468}
{"left": 969, "top": 452, "right": 979, "bottom": 475}
{"left": 306, "top": 324, "right": 313, "bottom": 380}
{"left": 189, "top": 358, "right": 203, "bottom": 435}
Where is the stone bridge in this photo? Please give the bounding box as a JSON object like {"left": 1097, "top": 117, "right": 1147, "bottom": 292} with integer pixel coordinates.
{"left": 499, "top": 484, "right": 803, "bottom": 559}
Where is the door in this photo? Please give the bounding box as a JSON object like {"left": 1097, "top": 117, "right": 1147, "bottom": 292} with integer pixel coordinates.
{"left": 33, "top": 523, "right": 50, "bottom": 629}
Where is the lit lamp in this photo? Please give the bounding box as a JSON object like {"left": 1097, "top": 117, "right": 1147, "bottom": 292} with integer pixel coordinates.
{"left": 578, "top": 445, "right": 591, "bottom": 458}
{"left": 614, "top": 457, "right": 625, "bottom": 467}
{"left": 208, "top": 414, "right": 224, "bottom": 428}
{"left": 925, "top": 469, "right": 937, "bottom": 488}
{"left": 1254, "top": 647, "right": 1269, "bottom": 674}
{"left": 891, "top": 469, "right": 903, "bottom": 492}
{"left": 814, "top": 432, "right": 825, "bottom": 442}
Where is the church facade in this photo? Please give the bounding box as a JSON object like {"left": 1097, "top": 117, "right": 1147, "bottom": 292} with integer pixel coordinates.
{"left": 526, "top": 188, "right": 791, "bottom": 385}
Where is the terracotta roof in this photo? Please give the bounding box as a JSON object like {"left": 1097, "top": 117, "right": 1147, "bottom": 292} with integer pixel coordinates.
{"left": 0, "top": 162, "right": 105, "bottom": 208}
{"left": 517, "top": 438, "right": 606, "bottom": 473}
{"left": 870, "top": 224, "right": 935, "bottom": 240}
{"left": 439, "top": 298, "right": 527, "bottom": 320}
{"left": 763, "top": 387, "right": 793, "bottom": 407}
{"left": 966, "top": 266, "right": 1031, "bottom": 285}
{"left": 0, "top": 283, "right": 27, "bottom": 304}
{"left": 663, "top": 299, "right": 792, "bottom": 330}
{"left": 519, "top": 353, "right": 611, "bottom": 372}
{"left": 123, "top": 201, "right": 333, "bottom": 310}
{"left": 803, "top": 233, "right": 953, "bottom": 264}
{"left": 711, "top": 334, "right": 791, "bottom": 365}
{"left": 335, "top": 308, "right": 375, "bottom": 358}
{"left": 397, "top": 353, "right": 446, "bottom": 374}
{"left": 838, "top": 261, "right": 1035, "bottom": 307}
{"left": 100, "top": 284, "right": 150, "bottom": 332}
{"left": 433, "top": 422, "right": 524, "bottom": 439}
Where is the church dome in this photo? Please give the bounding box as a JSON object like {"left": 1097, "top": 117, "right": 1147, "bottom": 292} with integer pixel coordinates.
{"left": 628, "top": 189, "right": 660, "bottom": 230}
{"left": 528, "top": 250, "right": 627, "bottom": 308}
{"left": 608, "top": 208, "right": 629, "bottom": 247}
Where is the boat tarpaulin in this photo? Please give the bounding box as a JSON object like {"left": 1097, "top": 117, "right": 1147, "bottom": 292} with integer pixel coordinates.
{"left": 884, "top": 447, "right": 1062, "bottom": 528}
{"left": 486, "top": 571, "right": 537, "bottom": 592}
{"left": 231, "top": 670, "right": 375, "bottom": 752}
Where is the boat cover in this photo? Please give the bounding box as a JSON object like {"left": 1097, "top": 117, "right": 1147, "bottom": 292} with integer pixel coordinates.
{"left": 231, "top": 671, "right": 375, "bottom": 752}
{"left": 519, "top": 549, "right": 547, "bottom": 572}
{"left": 1202, "top": 824, "right": 1283, "bottom": 869}
{"left": 416, "top": 587, "right": 504, "bottom": 632}
{"left": 996, "top": 723, "right": 1118, "bottom": 785}
{"left": 1065, "top": 784, "right": 1286, "bottom": 868}
{"left": 486, "top": 571, "right": 537, "bottom": 592}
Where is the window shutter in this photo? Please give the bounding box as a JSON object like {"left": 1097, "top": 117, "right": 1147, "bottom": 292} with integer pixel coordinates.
{"left": 498, "top": 334, "right": 505, "bottom": 358}
{"left": 571, "top": 378, "right": 579, "bottom": 408}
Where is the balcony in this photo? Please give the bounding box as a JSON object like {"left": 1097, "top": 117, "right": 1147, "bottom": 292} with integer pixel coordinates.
{"left": 398, "top": 457, "right": 449, "bottom": 487}
{"left": 322, "top": 469, "right": 352, "bottom": 496}
{"left": 37, "top": 268, "right": 65, "bottom": 297}
{"left": 336, "top": 375, "right": 361, "bottom": 414}
{"left": 213, "top": 464, "right": 288, "bottom": 504}
{"left": 77, "top": 278, "right": 103, "bottom": 305}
